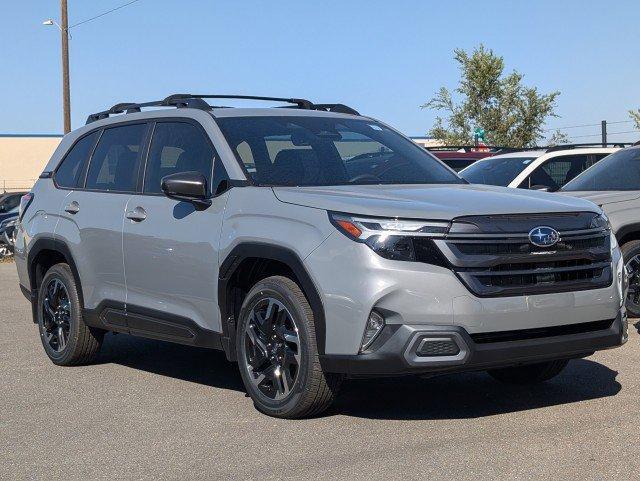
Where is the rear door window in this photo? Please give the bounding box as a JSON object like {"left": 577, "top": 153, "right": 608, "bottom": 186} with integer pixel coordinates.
{"left": 55, "top": 131, "right": 100, "bottom": 188}
{"left": 85, "top": 124, "right": 148, "bottom": 192}
{"left": 522, "top": 154, "right": 608, "bottom": 190}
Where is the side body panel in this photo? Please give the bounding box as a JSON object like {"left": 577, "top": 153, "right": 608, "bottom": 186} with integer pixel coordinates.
{"left": 15, "top": 179, "right": 71, "bottom": 291}
{"left": 600, "top": 196, "right": 640, "bottom": 242}
{"left": 54, "top": 191, "right": 130, "bottom": 309}
{"left": 122, "top": 193, "right": 229, "bottom": 332}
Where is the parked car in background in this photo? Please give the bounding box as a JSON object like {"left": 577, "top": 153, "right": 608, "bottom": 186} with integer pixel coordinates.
{"left": 460, "top": 144, "right": 629, "bottom": 191}
{"left": 0, "top": 217, "right": 19, "bottom": 257}
{"left": 0, "top": 191, "right": 26, "bottom": 222}
{"left": 0, "top": 192, "right": 26, "bottom": 257}
{"left": 562, "top": 145, "right": 640, "bottom": 317}
{"left": 426, "top": 146, "right": 497, "bottom": 171}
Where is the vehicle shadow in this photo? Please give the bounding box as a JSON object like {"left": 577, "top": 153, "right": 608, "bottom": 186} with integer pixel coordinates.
{"left": 96, "top": 333, "right": 621, "bottom": 421}
{"left": 331, "top": 359, "right": 620, "bottom": 420}
{"left": 96, "top": 332, "right": 245, "bottom": 393}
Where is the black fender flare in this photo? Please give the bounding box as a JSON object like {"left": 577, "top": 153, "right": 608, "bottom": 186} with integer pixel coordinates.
{"left": 218, "top": 242, "right": 326, "bottom": 359}
{"left": 616, "top": 222, "right": 640, "bottom": 245}
{"left": 27, "top": 237, "right": 84, "bottom": 309}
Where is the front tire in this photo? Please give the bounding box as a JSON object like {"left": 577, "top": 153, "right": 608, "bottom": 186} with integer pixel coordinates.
{"left": 37, "top": 263, "right": 103, "bottom": 366}
{"left": 621, "top": 240, "right": 640, "bottom": 318}
{"left": 487, "top": 359, "right": 569, "bottom": 384}
{"left": 236, "top": 275, "right": 342, "bottom": 418}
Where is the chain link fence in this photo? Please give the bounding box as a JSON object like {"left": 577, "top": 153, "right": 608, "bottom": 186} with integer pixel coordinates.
{"left": 0, "top": 180, "right": 37, "bottom": 192}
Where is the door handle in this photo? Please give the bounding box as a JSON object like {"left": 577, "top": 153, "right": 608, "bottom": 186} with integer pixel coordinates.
{"left": 64, "top": 201, "right": 80, "bottom": 214}
{"left": 125, "top": 206, "right": 147, "bottom": 222}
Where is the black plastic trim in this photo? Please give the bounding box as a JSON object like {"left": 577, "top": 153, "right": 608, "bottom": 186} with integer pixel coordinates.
{"left": 218, "top": 243, "right": 326, "bottom": 359}
{"left": 83, "top": 300, "right": 223, "bottom": 349}
{"left": 319, "top": 314, "right": 625, "bottom": 377}
{"left": 20, "top": 284, "right": 31, "bottom": 301}
{"left": 617, "top": 222, "right": 640, "bottom": 244}
{"left": 26, "top": 237, "right": 84, "bottom": 322}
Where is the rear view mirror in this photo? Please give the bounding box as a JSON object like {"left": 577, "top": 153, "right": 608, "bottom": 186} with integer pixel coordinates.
{"left": 161, "top": 171, "right": 211, "bottom": 208}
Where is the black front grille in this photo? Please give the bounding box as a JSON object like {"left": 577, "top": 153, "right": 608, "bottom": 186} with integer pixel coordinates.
{"left": 470, "top": 318, "right": 615, "bottom": 344}
{"left": 455, "top": 235, "right": 607, "bottom": 256}
{"left": 433, "top": 213, "right": 613, "bottom": 297}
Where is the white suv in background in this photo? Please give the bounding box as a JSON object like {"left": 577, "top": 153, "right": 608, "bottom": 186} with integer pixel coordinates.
{"left": 460, "top": 144, "right": 627, "bottom": 191}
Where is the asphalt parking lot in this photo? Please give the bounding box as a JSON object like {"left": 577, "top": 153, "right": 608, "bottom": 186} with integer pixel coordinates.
{"left": 1, "top": 262, "right": 639, "bottom": 480}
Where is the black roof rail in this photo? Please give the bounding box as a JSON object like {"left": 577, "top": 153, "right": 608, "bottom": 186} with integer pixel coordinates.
{"left": 86, "top": 94, "right": 360, "bottom": 124}
{"left": 314, "top": 103, "right": 360, "bottom": 115}
{"left": 545, "top": 142, "right": 632, "bottom": 153}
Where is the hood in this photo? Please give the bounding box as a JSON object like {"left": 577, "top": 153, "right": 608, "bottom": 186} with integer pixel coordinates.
{"left": 559, "top": 190, "right": 640, "bottom": 207}
{"left": 272, "top": 184, "right": 600, "bottom": 220}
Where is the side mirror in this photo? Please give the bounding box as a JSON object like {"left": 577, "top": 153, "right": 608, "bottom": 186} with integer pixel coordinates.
{"left": 161, "top": 171, "right": 211, "bottom": 208}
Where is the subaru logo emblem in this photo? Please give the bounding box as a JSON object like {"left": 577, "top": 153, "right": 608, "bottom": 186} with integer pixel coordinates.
{"left": 528, "top": 226, "right": 560, "bottom": 248}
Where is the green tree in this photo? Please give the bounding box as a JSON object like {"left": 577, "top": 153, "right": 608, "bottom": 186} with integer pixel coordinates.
{"left": 422, "top": 45, "right": 560, "bottom": 148}
{"left": 629, "top": 109, "right": 640, "bottom": 130}
{"left": 547, "top": 129, "right": 570, "bottom": 146}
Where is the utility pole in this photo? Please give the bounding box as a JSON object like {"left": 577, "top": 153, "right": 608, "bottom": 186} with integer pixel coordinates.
{"left": 601, "top": 120, "right": 607, "bottom": 147}
{"left": 61, "top": 0, "right": 71, "bottom": 134}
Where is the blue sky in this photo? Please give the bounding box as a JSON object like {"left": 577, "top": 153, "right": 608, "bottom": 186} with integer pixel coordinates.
{"left": 2, "top": 0, "right": 640, "bottom": 142}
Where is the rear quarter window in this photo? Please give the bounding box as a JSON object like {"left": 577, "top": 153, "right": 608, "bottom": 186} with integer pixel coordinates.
{"left": 54, "top": 131, "right": 100, "bottom": 188}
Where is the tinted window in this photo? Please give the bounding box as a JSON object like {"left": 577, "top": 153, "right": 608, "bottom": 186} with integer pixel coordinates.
{"left": 85, "top": 124, "right": 147, "bottom": 192}
{"left": 441, "top": 158, "right": 477, "bottom": 172}
{"left": 216, "top": 116, "right": 462, "bottom": 186}
{"left": 0, "top": 194, "right": 21, "bottom": 212}
{"left": 144, "top": 122, "right": 214, "bottom": 194}
{"left": 55, "top": 131, "right": 99, "bottom": 188}
{"left": 563, "top": 148, "right": 640, "bottom": 191}
{"left": 461, "top": 156, "right": 537, "bottom": 186}
{"left": 524, "top": 154, "right": 605, "bottom": 190}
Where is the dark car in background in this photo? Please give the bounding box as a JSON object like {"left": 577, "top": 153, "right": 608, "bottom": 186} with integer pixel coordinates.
{"left": 0, "top": 192, "right": 26, "bottom": 222}
{"left": 0, "top": 191, "right": 27, "bottom": 257}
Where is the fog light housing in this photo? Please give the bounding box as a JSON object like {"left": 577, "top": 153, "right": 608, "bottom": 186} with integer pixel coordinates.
{"left": 360, "top": 310, "right": 385, "bottom": 351}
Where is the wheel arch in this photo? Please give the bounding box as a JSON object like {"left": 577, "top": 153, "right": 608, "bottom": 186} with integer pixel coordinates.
{"left": 27, "top": 237, "right": 84, "bottom": 322}
{"left": 616, "top": 223, "right": 640, "bottom": 247}
{"left": 218, "top": 243, "right": 326, "bottom": 360}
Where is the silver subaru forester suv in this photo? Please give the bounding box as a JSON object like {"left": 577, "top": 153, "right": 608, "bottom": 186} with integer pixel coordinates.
{"left": 15, "top": 95, "right": 628, "bottom": 418}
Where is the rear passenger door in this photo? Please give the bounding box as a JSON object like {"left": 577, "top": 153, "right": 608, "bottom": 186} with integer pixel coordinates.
{"left": 122, "top": 120, "right": 229, "bottom": 336}
{"left": 54, "top": 122, "right": 149, "bottom": 312}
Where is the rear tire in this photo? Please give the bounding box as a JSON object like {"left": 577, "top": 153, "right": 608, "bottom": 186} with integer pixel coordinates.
{"left": 621, "top": 240, "right": 640, "bottom": 318}
{"left": 487, "top": 359, "right": 569, "bottom": 384}
{"left": 236, "top": 275, "right": 342, "bottom": 418}
{"left": 37, "top": 263, "right": 103, "bottom": 366}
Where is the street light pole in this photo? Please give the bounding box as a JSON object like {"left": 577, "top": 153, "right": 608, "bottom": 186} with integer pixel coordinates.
{"left": 60, "top": 0, "right": 71, "bottom": 134}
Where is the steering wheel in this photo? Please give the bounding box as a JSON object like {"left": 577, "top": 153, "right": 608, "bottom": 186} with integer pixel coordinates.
{"left": 348, "top": 173, "right": 381, "bottom": 183}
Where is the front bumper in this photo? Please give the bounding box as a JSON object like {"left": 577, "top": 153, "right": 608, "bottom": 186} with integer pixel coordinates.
{"left": 320, "top": 311, "right": 627, "bottom": 377}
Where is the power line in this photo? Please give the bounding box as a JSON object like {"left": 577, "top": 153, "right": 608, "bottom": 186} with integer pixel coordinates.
{"left": 544, "top": 119, "right": 633, "bottom": 132}
{"left": 567, "top": 129, "right": 640, "bottom": 139}
{"left": 69, "top": 0, "right": 143, "bottom": 29}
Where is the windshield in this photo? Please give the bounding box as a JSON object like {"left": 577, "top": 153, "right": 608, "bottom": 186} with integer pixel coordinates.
{"left": 461, "top": 156, "right": 537, "bottom": 186}
{"left": 215, "top": 116, "right": 463, "bottom": 186}
{"left": 563, "top": 148, "right": 640, "bottom": 191}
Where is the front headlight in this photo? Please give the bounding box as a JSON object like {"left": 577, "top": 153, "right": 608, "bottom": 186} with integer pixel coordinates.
{"left": 329, "top": 212, "right": 450, "bottom": 264}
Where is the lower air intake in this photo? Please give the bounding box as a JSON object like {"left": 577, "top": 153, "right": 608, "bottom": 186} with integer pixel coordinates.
{"left": 416, "top": 338, "right": 460, "bottom": 357}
